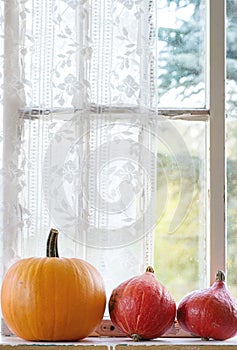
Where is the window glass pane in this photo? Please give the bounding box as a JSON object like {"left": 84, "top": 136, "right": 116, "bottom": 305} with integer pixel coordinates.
{"left": 226, "top": 0, "right": 237, "bottom": 293}
{"left": 22, "top": 0, "right": 207, "bottom": 110}
{"left": 17, "top": 113, "right": 156, "bottom": 308}
{"left": 156, "top": 0, "right": 206, "bottom": 109}
{"left": 22, "top": 0, "right": 155, "bottom": 109}
{"left": 15, "top": 113, "right": 208, "bottom": 305}
{"left": 0, "top": 0, "right": 209, "bottom": 317}
{"left": 154, "top": 119, "right": 208, "bottom": 302}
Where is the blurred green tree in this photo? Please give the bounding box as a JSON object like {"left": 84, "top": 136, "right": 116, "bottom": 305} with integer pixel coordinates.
{"left": 153, "top": 0, "right": 237, "bottom": 299}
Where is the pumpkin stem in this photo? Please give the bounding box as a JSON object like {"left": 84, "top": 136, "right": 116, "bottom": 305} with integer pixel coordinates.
{"left": 215, "top": 270, "right": 225, "bottom": 282}
{"left": 146, "top": 266, "right": 154, "bottom": 273}
{"left": 47, "top": 228, "right": 59, "bottom": 258}
{"left": 131, "top": 334, "right": 143, "bottom": 341}
{"left": 201, "top": 337, "right": 210, "bottom": 341}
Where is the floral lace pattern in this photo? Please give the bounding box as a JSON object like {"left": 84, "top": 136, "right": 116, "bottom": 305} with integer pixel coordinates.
{"left": 0, "top": 1, "right": 197, "bottom": 304}
{"left": 0, "top": 0, "right": 158, "bottom": 291}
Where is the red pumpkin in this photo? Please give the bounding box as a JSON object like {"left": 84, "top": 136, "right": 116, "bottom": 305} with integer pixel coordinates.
{"left": 177, "top": 270, "right": 237, "bottom": 340}
{"left": 109, "top": 266, "right": 176, "bottom": 340}
{"left": 1, "top": 229, "right": 106, "bottom": 341}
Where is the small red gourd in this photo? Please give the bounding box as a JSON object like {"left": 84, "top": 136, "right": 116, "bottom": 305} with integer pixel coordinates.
{"left": 1, "top": 229, "right": 106, "bottom": 341}
{"left": 177, "top": 270, "right": 237, "bottom": 340}
{"left": 109, "top": 266, "right": 176, "bottom": 340}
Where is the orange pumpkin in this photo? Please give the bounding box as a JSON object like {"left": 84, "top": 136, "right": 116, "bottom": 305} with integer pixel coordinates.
{"left": 1, "top": 229, "right": 106, "bottom": 341}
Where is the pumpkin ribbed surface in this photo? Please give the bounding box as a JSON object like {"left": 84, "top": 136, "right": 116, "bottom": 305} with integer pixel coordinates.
{"left": 177, "top": 271, "right": 237, "bottom": 340}
{"left": 109, "top": 267, "right": 176, "bottom": 340}
{"left": 1, "top": 229, "right": 106, "bottom": 341}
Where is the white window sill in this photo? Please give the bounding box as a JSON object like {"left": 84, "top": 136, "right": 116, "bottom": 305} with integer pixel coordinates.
{"left": 1, "top": 336, "right": 237, "bottom": 349}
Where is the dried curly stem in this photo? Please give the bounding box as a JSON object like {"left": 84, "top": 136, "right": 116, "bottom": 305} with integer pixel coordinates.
{"left": 215, "top": 270, "right": 225, "bottom": 282}
{"left": 146, "top": 266, "right": 154, "bottom": 273}
{"left": 131, "top": 334, "right": 143, "bottom": 341}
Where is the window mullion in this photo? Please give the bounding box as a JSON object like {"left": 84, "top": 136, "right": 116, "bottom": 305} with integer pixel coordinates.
{"left": 209, "top": 0, "right": 226, "bottom": 284}
{"left": 2, "top": 1, "right": 24, "bottom": 274}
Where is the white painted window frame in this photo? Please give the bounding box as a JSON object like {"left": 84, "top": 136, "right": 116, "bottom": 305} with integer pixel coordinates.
{"left": 209, "top": 0, "right": 226, "bottom": 284}
{"left": 1, "top": 0, "right": 226, "bottom": 285}
{"left": 150, "top": 0, "right": 226, "bottom": 286}
{"left": 159, "top": 0, "right": 226, "bottom": 286}
{"left": 1, "top": 0, "right": 227, "bottom": 338}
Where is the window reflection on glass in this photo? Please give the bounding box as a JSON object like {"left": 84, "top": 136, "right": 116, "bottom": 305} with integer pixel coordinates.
{"left": 154, "top": 120, "right": 208, "bottom": 302}
{"left": 156, "top": 0, "right": 206, "bottom": 109}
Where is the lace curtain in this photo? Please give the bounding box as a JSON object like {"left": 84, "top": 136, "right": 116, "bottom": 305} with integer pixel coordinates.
{"left": 0, "top": 0, "right": 159, "bottom": 298}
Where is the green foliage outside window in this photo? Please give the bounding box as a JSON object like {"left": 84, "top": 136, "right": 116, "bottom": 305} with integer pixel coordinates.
{"left": 152, "top": 0, "right": 237, "bottom": 301}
